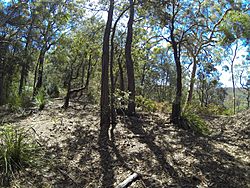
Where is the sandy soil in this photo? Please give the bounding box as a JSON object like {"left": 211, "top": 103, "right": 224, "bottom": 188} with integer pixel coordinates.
{"left": 1, "top": 99, "right": 249, "bottom": 188}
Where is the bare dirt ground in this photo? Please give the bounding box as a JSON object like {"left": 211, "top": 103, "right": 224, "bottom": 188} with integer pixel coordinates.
{"left": 1, "top": 99, "right": 249, "bottom": 188}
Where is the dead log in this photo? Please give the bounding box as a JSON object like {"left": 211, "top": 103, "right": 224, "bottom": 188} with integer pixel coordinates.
{"left": 116, "top": 173, "right": 139, "bottom": 188}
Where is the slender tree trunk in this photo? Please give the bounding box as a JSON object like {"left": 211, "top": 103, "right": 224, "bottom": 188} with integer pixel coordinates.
{"left": 118, "top": 54, "right": 124, "bottom": 92}
{"left": 36, "top": 53, "right": 45, "bottom": 90}
{"left": 85, "top": 55, "right": 92, "bottom": 90}
{"left": 100, "top": 0, "right": 114, "bottom": 138}
{"left": 33, "top": 60, "right": 39, "bottom": 96}
{"left": 187, "top": 58, "right": 197, "bottom": 103}
{"left": 110, "top": 28, "right": 116, "bottom": 127}
{"left": 231, "top": 43, "right": 238, "bottom": 114}
{"left": 0, "top": 60, "right": 4, "bottom": 105}
{"left": 0, "top": 41, "right": 7, "bottom": 105}
{"left": 171, "top": 42, "right": 182, "bottom": 124}
{"left": 19, "top": 15, "right": 35, "bottom": 95}
{"left": 247, "top": 90, "right": 250, "bottom": 109}
{"left": 125, "top": 0, "right": 136, "bottom": 115}
{"left": 63, "top": 68, "right": 73, "bottom": 109}
{"left": 79, "top": 61, "right": 86, "bottom": 97}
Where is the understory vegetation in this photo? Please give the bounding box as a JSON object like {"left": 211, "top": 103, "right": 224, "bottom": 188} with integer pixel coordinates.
{"left": 0, "top": 0, "right": 249, "bottom": 187}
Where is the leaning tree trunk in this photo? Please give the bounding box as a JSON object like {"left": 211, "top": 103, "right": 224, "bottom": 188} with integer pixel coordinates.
{"left": 125, "top": 0, "right": 136, "bottom": 115}
{"left": 100, "top": 0, "right": 114, "bottom": 138}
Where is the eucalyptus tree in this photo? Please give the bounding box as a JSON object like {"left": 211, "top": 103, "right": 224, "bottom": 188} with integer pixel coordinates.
{"left": 47, "top": 16, "right": 103, "bottom": 108}
{"left": 32, "top": 0, "right": 71, "bottom": 96}
{"left": 196, "top": 63, "right": 226, "bottom": 108}
{"left": 183, "top": 0, "right": 235, "bottom": 104}
{"left": 0, "top": 0, "right": 29, "bottom": 104}
{"left": 219, "top": 7, "right": 250, "bottom": 113}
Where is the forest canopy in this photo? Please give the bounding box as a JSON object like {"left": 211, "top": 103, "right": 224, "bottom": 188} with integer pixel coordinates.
{"left": 0, "top": 0, "right": 249, "bottom": 124}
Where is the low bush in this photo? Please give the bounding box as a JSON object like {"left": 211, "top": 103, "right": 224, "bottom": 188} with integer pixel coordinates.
{"left": 7, "top": 92, "right": 22, "bottom": 111}
{"left": 135, "top": 95, "right": 157, "bottom": 112}
{"left": 47, "top": 83, "right": 60, "bottom": 98}
{"left": 182, "top": 106, "right": 210, "bottom": 135}
{"left": 0, "top": 125, "right": 40, "bottom": 186}
{"left": 35, "top": 89, "right": 46, "bottom": 110}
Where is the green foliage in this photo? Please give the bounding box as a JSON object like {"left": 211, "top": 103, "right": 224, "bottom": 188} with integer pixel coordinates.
{"left": 0, "top": 125, "right": 40, "bottom": 185}
{"left": 220, "top": 10, "right": 250, "bottom": 45}
{"left": 35, "top": 89, "right": 46, "bottom": 110}
{"left": 182, "top": 105, "right": 210, "bottom": 135}
{"left": 135, "top": 95, "right": 157, "bottom": 112}
{"left": 6, "top": 87, "right": 33, "bottom": 111}
{"left": 185, "top": 102, "right": 226, "bottom": 116}
{"left": 7, "top": 92, "right": 22, "bottom": 111}
{"left": 114, "top": 89, "right": 130, "bottom": 110}
{"left": 46, "top": 83, "right": 60, "bottom": 98}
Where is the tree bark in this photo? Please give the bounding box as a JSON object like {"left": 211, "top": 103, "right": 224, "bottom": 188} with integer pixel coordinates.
{"left": 100, "top": 0, "right": 114, "bottom": 137}
{"left": 0, "top": 60, "right": 4, "bottom": 105}
{"left": 187, "top": 57, "right": 197, "bottom": 103}
{"left": 231, "top": 42, "right": 238, "bottom": 114}
{"left": 19, "top": 14, "right": 35, "bottom": 95}
{"left": 118, "top": 52, "right": 125, "bottom": 92}
{"left": 171, "top": 41, "right": 182, "bottom": 125}
{"left": 125, "top": 0, "right": 136, "bottom": 115}
{"left": 63, "top": 68, "right": 73, "bottom": 109}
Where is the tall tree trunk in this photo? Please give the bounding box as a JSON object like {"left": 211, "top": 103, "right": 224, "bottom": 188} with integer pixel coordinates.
{"left": 125, "top": 0, "right": 136, "bottom": 115}
{"left": 171, "top": 41, "right": 182, "bottom": 125}
{"left": 110, "top": 28, "right": 116, "bottom": 127}
{"left": 118, "top": 52, "right": 124, "bottom": 92}
{"left": 19, "top": 15, "right": 35, "bottom": 95}
{"left": 36, "top": 52, "right": 45, "bottom": 89}
{"left": 85, "top": 54, "right": 92, "bottom": 90}
{"left": 247, "top": 90, "right": 250, "bottom": 109}
{"left": 0, "top": 41, "right": 7, "bottom": 105}
{"left": 100, "top": 0, "right": 114, "bottom": 138}
{"left": 187, "top": 57, "right": 197, "bottom": 103}
{"left": 231, "top": 42, "right": 238, "bottom": 114}
{"left": 0, "top": 60, "right": 4, "bottom": 105}
{"left": 33, "top": 50, "right": 45, "bottom": 96}
{"left": 63, "top": 68, "right": 73, "bottom": 109}
{"left": 109, "top": 4, "right": 130, "bottom": 128}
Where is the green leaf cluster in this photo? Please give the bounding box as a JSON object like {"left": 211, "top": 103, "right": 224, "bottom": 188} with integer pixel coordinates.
{"left": 0, "top": 125, "right": 40, "bottom": 186}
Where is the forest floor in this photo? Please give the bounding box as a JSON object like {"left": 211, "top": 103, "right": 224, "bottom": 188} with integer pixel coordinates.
{"left": 1, "top": 99, "right": 249, "bottom": 188}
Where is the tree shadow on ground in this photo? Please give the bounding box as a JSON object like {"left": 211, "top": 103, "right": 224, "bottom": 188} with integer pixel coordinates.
{"left": 176, "top": 127, "right": 249, "bottom": 187}
{"left": 23, "top": 119, "right": 116, "bottom": 187}
{"left": 122, "top": 113, "right": 249, "bottom": 187}
{"left": 124, "top": 115, "right": 194, "bottom": 187}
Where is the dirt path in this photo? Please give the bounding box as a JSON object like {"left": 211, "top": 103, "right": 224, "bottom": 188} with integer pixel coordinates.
{"left": 2, "top": 99, "right": 249, "bottom": 187}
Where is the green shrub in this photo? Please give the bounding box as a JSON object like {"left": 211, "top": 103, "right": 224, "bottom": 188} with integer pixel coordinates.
{"left": 47, "top": 83, "right": 60, "bottom": 98}
{"left": 184, "top": 103, "right": 226, "bottom": 116}
{"left": 7, "top": 92, "right": 22, "bottom": 111}
{"left": 182, "top": 106, "right": 210, "bottom": 135}
{"left": 135, "top": 95, "right": 158, "bottom": 112}
{"left": 7, "top": 89, "right": 33, "bottom": 111}
{"left": 114, "top": 89, "right": 130, "bottom": 110}
{"left": 35, "top": 89, "right": 46, "bottom": 110}
{"left": 0, "top": 125, "right": 40, "bottom": 186}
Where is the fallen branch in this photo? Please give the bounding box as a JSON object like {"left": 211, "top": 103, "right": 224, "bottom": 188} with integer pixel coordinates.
{"left": 116, "top": 173, "right": 139, "bottom": 188}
